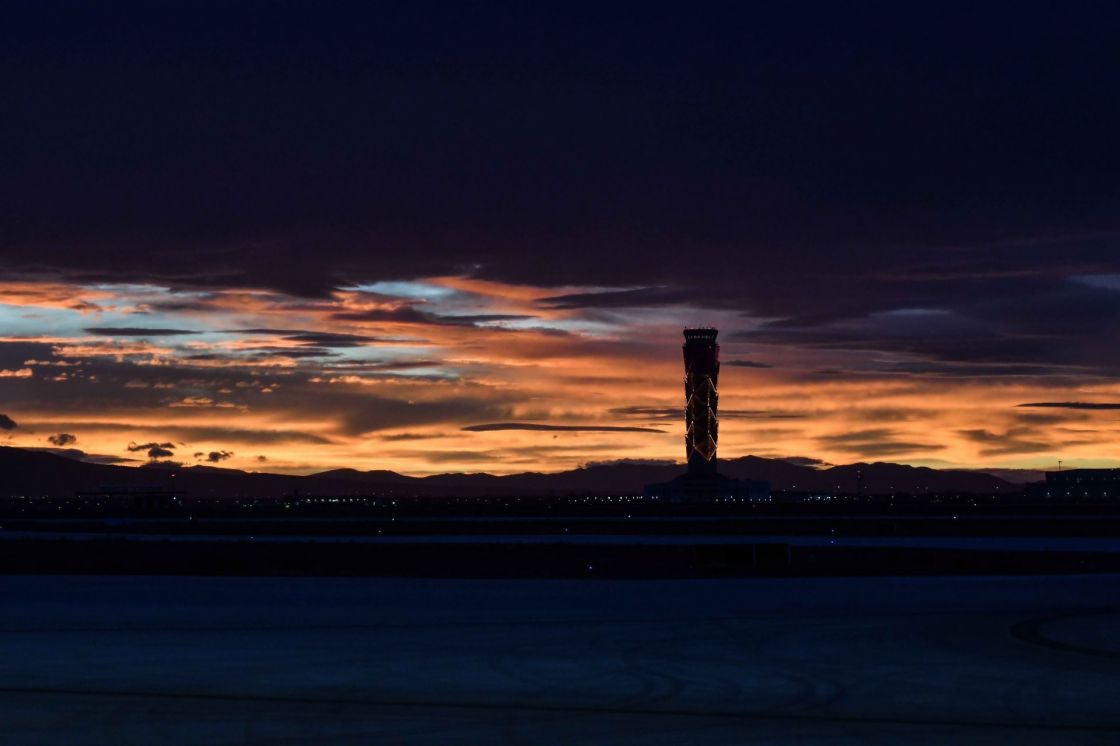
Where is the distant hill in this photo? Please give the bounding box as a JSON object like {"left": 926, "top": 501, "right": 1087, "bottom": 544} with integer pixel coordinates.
{"left": 318, "top": 456, "right": 1014, "bottom": 495}
{"left": 968, "top": 468, "right": 1047, "bottom": 485}
{"left": 0, "top": 446, "right": 363, "bottom": 499}
{"left": 0, "top": 446, "right": 1016, "bottom": 498}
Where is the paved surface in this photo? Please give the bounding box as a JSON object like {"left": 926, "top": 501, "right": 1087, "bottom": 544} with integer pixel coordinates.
{"left": 1, "top": 574, "right": 1119, "bottom": 744}
{"left": 8, "top": 530, "right": 1120, "bottom": 551}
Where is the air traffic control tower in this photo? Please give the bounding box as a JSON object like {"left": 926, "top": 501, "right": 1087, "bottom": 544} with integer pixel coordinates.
{"left": 683, "top": 327, "right": 720, "bottom": 476}
{"left": 644, "top": 328, "right": 770, "bottom": 502}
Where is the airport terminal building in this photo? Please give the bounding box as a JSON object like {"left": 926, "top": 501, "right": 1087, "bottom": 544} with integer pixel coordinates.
{"left": 1028, "top": 468, "right": 1120, "bottom": 499}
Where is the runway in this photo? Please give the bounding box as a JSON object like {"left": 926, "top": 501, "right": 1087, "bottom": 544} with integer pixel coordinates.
{"left": 2, "top": 574, "right": 1119, "bottom": 744}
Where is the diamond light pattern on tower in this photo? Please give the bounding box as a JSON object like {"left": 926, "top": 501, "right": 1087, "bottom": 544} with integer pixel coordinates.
{"left": 643, "top": 327, "right": 769, "bottom": 501}
{"left": 683, "top": 327, "right": 720, "bottom": 475}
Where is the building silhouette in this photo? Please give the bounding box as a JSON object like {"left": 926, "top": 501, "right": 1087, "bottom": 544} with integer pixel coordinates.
{"left": 645, "top": 328, "right": 770, "bottom": 502}
{"left": 1028, "top": 468, "right": 1120, "bottom": 499}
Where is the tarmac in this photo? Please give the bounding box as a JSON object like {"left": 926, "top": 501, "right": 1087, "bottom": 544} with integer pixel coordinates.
{"left": 1, "top": 573, "right": 1119, "bottom": 744}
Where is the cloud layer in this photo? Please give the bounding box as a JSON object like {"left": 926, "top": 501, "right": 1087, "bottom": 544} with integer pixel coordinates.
{"left": 1, "top": 6, "right": 1118, "bottom": 473}
{"left": 0, "top": 272, "right": 1116, "bottom": 475}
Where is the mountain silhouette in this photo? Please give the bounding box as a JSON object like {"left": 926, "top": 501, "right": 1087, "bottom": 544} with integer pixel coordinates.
{"left": 0, "top": 446, "right": 1014, "bottom": 499}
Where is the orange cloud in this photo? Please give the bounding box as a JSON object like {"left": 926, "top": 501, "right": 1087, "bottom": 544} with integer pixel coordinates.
{"left": 0, "top": 277, "right": 1117, "bottom": 475}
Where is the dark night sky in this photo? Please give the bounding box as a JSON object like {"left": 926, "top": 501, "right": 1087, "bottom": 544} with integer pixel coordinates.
{"left": 2, "top": 2, "right": 1119, "bottom": 473}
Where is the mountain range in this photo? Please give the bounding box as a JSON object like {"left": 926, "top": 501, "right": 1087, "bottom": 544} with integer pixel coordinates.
{"left": 0, "top": 446, "right": 1024, "bottom": 498}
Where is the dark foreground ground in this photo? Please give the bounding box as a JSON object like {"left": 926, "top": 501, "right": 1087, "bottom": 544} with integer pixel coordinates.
{"left": 2, "top": 573, "right": 1119, "bottom": 744}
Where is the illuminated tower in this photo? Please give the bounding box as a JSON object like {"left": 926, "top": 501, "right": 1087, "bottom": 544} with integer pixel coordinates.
{"left": 683, "top": 327, "right": 719, "bottom": 476}
{"left": 644, "top": 326, "right": 769, "bottom": 501}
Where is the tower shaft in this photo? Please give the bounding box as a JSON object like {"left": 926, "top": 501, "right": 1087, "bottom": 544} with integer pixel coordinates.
{"left": 683, "top": 328, "right": 719, "bottom": 475}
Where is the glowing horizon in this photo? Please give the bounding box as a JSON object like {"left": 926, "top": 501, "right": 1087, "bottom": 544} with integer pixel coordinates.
{"left": 1, "top": 275, "right": 1117, "bottom": 476}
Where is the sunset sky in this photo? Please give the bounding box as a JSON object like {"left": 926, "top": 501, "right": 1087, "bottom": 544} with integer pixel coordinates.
{"left": 2, "top": 3, "right": 1119, "bottom": 474}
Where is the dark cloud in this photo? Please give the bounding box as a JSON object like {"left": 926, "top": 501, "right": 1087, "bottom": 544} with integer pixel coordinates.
{"left": 609, "top": 407, "right": 681, "bottom": 419}
{"left": 736, "top": 282, "right": 1120, "bottom": 379}
{"left": 816, "top": 429, "right": 945, "bottom": 458}
{"left": 442, "top": 314, "right": 532, "bottom": 325}
{"left": 1, "top": 358, "right": 258, "bottom": 411}
{"left": 463, "top": 423, "right": 665, "bottom": 433}
{"left": 380, "top": 432, "right": 446, "bottom": 441}
{"left": 249, "top": 347, "right": 339, "bottom": 359}
{"left": 0, "top": 414, "right": 16, "bottom": 430}
{"left": 146, "top": 299, "right": 221, "bottom": 313}
{"left": 329, "top": 307, "right": 529, "bottom": 326}
{"left": 880, "top": 361, "right": 1080, "bottom": 378}
{"left": 0, "top": 341, "right": 57, "bottom": 369}
{"left": 839, "top": 442, "right": 947, "bottom": 458}
{"left": 321, "top": 359, "right": 446, "bottom": 373}
{"left": 1013, "top": 412, "right": 1070, "bottom": 426}
{"left": 958, "top": 428, "right": 1053, "bottom": 457}
{"left": 391, "top": 449, "right": 498, "bottom": 464}
{"left": 71, "top": 421, "right": 333, "bottom": 446}
{"left": 608, "top": 406, "right": 801, "bottom": 420}
{"left": 275, "top": 332, "right": 381, "bottom": 348}
{"left": 1018, "top": 402, "right": 1120, "bottom": 410}
{"left": 3, "top": 4, "right": 1116, "bottom": 328}
{"left": 172, "top": 428, "right": 330, "bottom": 446}
{"left": 538, "top": 287, "right": 697, "bottom": 310}
{"left": 779, "top": 456, "right": 831, "bottom": 468}
{"left": 723, "top": 360, "right": 773, "bottom": 369}
{"left": 84, "top": 327, "right": 199, "bottom": 336}
{"left": 126, "top": 441, "right": 176, "bottom": 452}
{"left": 140, "top": 460, "right": 183, "bottom": 469}
{"left": 229, "top": 330, "right": 387, "bottom": 348}
{"left": 184, "top": 347, "right": 341, "bottom": 363}
{"left": 147, "top": 446, "right": 175, "bottom": 459}
{"left": 582, "top": 458, "right": 677, "bottom": 467}
{"left": 843, "top": 408, "right": 925, "bottom": 424}
{"left": 324, "top": 392, "right": 509, "bottom": 436}
{"left": 47, "top": 433, "right": 77, "bottom": 446}
{"left": 205, "top": 450, "right": 234, "bottom": 463}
